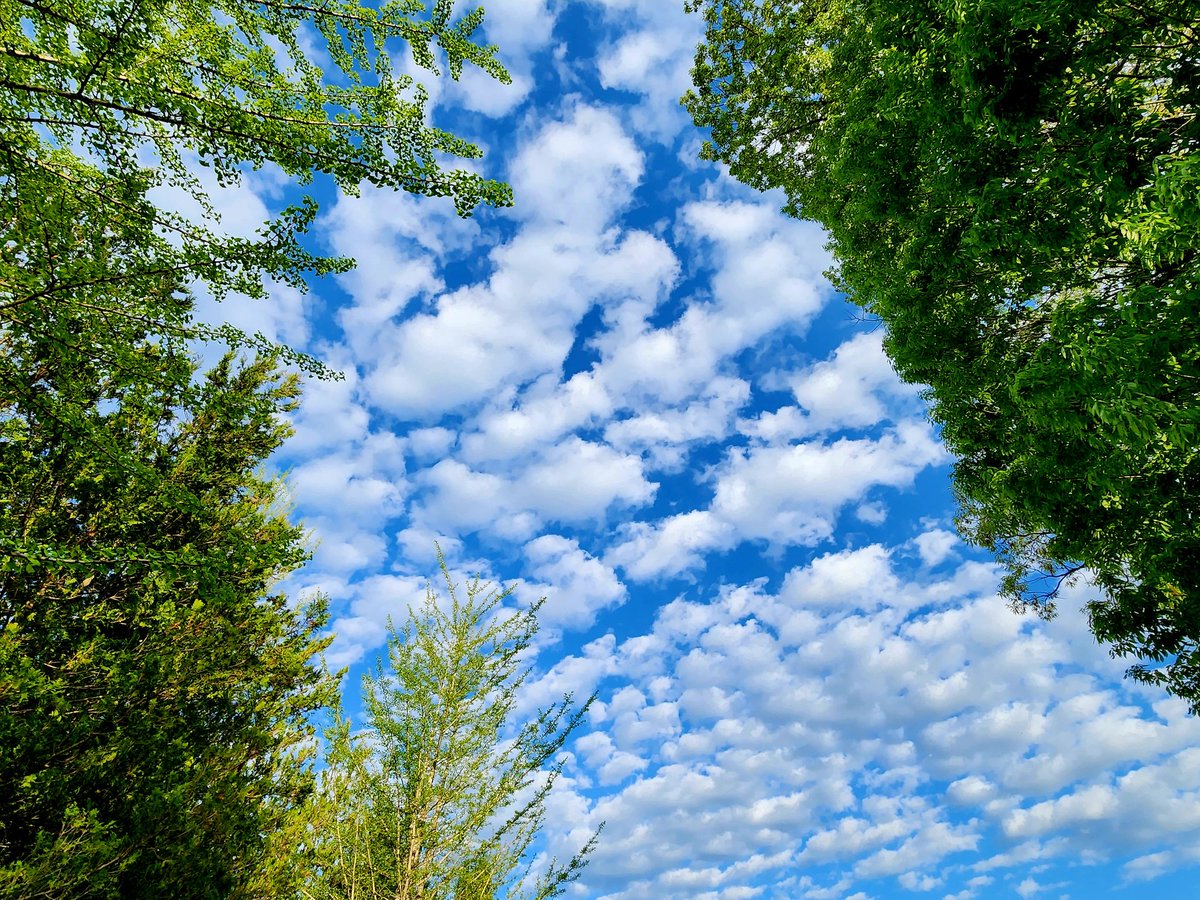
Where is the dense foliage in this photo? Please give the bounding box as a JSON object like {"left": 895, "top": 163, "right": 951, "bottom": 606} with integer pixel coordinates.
{"left": 685, "top": 0, "right": 1200, "bottom": 703}
{"left": 1, "top": 0, "right": 517, "bottom": 892}
{"left": 0, "top": 328, "right": 337, "bottom": 896}
{"left": 313, "top": 562, "right": 599, "bottom": 900}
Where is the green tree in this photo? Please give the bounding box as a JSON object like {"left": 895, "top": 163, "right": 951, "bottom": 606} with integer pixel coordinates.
{"left": 311, "top": 560, "right": 600, "bottom": 900}
{"left": 684, "top": 1, "right": 1200, "bottom": 703}
{"left": 0, "top": 0, "right": 512, "bottom": 373}
{"left": 0, "top": 0, "right": 518, "bottom": 890}
{"left": 0, "top": 326, "right": 337, "bottom": 896}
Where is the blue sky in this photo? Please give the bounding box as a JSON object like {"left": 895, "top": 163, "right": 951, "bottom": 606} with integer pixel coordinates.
{"left": 188, "top": 2, "right": 1200, "bottom": 897}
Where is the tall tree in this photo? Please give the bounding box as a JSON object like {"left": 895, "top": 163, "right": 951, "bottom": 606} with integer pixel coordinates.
{"left": 684, "top": 1, "right": 1200, "bottom": 703}
{"left": 311, "top": 560, "right": 600, "bottom": 900}
{"left": 0, "top": 323, "right": 337, "bottom": 896}
{"left": 0, "top": 0, "right": 517, "bottom": 891}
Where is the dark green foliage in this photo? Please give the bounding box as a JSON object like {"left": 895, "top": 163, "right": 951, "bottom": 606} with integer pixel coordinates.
{"left": 0, "top": 323, "right": 337, "bottom": 895}
{"left": 685, "top": 0, "right": 1200, "bottom": 704}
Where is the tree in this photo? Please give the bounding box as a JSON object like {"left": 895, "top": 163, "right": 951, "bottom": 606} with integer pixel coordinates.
{"left": 0, "top": 321, "right": 337, "bottom": 895}
{"left": 311, "top": 560, "right": 600, "bottom": 900}
{"left": 0, "top": 0, "right": 520, "bottom": 890}
{"left": 0, "top": 0, "right": 513, "bottom": 374}
{"left": 684, "top": 1, "right": 1200, "bottom": 704}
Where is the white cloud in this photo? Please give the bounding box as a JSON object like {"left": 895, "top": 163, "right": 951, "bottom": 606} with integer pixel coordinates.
{"left": 286, "top": 366, "right": 371, "bottom": 454}
{"left": 461, "top": 371, "right": 614, "bottom": 464}
{"left": 509, "top": 103, "right": 644, "bottom": 230}
{"left": 608, "top": 424, "right": 947, "bottom": 580}
{"left": 322, "top": 187, "right": 464, "bottom": 362}
{"left": 524, "top": 535, "right": 628, "bottom": 631}
{"left": 414, "top": 437, "right": 656, "bottom": 540}
{"left": 590, "top": 0, "right": 704, "bottom": 142}
{"left": 289, "top": 431, "right": 407, "bottom": 521}
{"left": 592, "top": 200, "right": 831, "bottom": 406}
{"left": 604, "top": 376, "right": 750, "bottom": 468}
{"left": 915, "top": 528, "right": 960, "bottom": 567}
{"left": 781, "top": 331, "right": 922, "bottom": 437}
{"left": 778, "top": 545, "right": 899, "bottom": 610}
{"left": 444, "top": 0, "right": 557, "bottom": 116}
{"left": 322, "top": 572, "right": 430, "bottom": 668}
{"left": 1015, "top": 877, "right": 1042, "bottom": 898}
{"left": 528, "top": 549, "right": 1200, "bottom": 897}
{"left": 710, "top": 424, "right": 947, "bottom": 544}
{"left": 607, "top": 511, "right": 734, "bottom": 581}
{"left": 344, "top": 104, "right": 655, "bottom": 418}
{"left": 518, "top": 438, "right": 657, "bottom": 520}
{"left": 855, "top": 502, "right": 889, "bottom": 525}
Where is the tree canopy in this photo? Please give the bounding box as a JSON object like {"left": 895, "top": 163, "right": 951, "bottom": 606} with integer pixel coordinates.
{"left": 0, "top": 0, "right": 517, "bottom": 890}
{"left": 685, "top": 0, "right": 1200, "bottom": 704}
{"left": 0, "top": 332, "right": 337, "bottom": 896}
{"left": 0, "top": 0, "right": 513, "bottom": 376}
{"left": 312, "top": 561, "right": 599, "bottom": 900}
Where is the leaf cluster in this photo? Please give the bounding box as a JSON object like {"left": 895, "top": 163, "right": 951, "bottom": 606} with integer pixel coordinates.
{"left": 686, "top": 0, "right": 1200, "bottom": 705}
{"left": 0, "top": 0, "right": 513, "bottom": 384}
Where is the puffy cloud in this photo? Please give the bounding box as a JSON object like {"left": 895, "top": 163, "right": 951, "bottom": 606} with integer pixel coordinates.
{"left": 285, "top": 365, "right": 371, "bottom": 455}
{"left": 782, "top": 331, "right": 922, "bottom": 436}
{"left": 592, "top": 200, "right": 831, "bottom": 405}
{"left": 322, "top": 572, "right": 430, "bottom": 669}
{"left": 914, "top": 528, "right": 959, "bottom": 567}
{"left": 509, "top": 103, "right": 644, "bottom": 230}
{"left": 607, "top": 511, "right": 734, "bottom": 581}
{"left": 604, "top": 376, "right": 750, "bottom": 468}
{"left": 289, "top": 431, "right": 407, "bottom": 521}
{"left": 326, "top": 105, "right": 652, "bottom": 419}
{"left": 516, "top": 438, "right": 657, "bottom": 520}
{"left": 608, "top": 424, "right": 947, "bottom": 580}
{"left": 413, "top": 438, "right": 656, "bottom": 540}
{"left": 438, "top": 0, "right": 557, "bottom": 116}
{"left": 462, "top": 372, "right": 615, "bottom": 464}
{"left": 588, "top": 0, "right": 704, "bottom": 141}
{"left": 523, "top": 535, "right": 628, "bottom": 631}
{"left": 709, "top": 424, "right": 947, "bottom": 545}
{"left": 526, "top": 550, "right": 1200, "bottom": 898}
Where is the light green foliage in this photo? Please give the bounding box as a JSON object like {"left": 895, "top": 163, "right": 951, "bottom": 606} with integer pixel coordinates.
{"left": 0, "top": 0, "right": 512, "bottom": 374}
{"left": 685, "top": 1, "right": 1200, "bottom": 704}
{"left": 312, "top": 559, "right": 599, "bottom": 900}
{"left": 0, "top": 333, "right": 338, "bottom": 897}
{"left": 0, "top": 0, "right": 511, "bottom": 207}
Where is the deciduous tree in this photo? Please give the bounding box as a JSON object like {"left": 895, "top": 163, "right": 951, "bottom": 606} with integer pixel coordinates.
{"left": 0, "top": 0, "right": 513, "bottom": 371}
{"left": 685, "top": 0, "right": 1200, "bottom": 704}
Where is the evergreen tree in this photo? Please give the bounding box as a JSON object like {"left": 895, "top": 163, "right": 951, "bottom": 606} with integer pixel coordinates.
{"left": 0, "top": 327, "right": 336, "bottom": 896}
{"left": 312, "top": 559, "right": 600, "bottom": 900}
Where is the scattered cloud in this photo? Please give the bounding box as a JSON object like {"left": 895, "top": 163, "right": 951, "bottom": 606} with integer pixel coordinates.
{"left": 248, "top": 3, "right": 1200, "bottom": 897}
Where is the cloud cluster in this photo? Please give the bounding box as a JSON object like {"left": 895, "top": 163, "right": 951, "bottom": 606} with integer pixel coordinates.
{"left": 532, "top": 548, "right": 1200, "bottom": 898}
